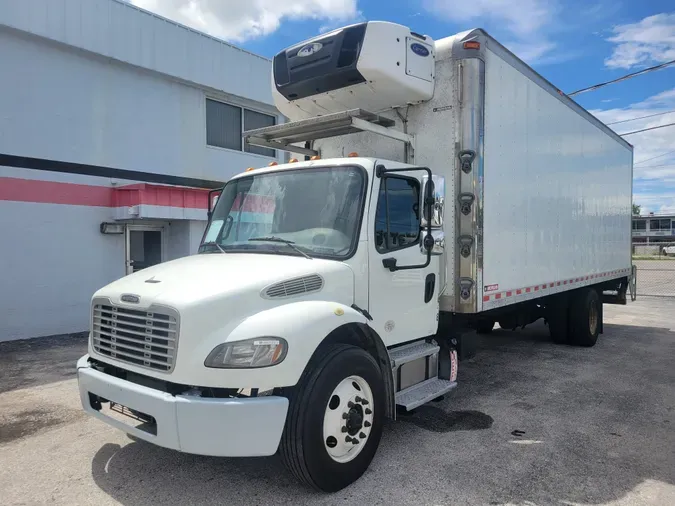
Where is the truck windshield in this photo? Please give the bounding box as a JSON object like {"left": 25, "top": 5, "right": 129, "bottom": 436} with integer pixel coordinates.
{"left": 199, "top": 166, "right": 366, "bottom": 259}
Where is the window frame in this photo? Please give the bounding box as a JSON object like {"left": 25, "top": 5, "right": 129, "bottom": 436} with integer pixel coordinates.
{"left": 374, "top": 174, "right": 422, "bottom": 254}
{"left": 205, "top": 97, "right": 277, "bottom": 159}
{"left": 632, "top": 219, "right": 646, "bottom": 231}
{"left": 650, "top": 218, "right": 671, "bottom": 231}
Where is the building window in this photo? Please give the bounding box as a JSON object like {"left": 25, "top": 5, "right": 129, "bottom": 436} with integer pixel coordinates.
{"left": 206, "top": 98, "right": 276, "bottom": 158}
{"left": 206, "top": 99, "right": 242, "bottom": 151}
{"left": 244, "top": 109, "right": 276, "bottom": 157}
{"left": 632, "top": 220, "right": 646, "bottom": 231}
{"left": 650, "top": 219, "right": 671, "bottom": 231}
{"left": 374, "top": 176, "right": 421, "bottom": 252}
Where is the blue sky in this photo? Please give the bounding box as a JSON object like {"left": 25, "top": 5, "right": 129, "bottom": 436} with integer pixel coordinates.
{"left": 130, "top": 0, "right": 675, "bottom": 214}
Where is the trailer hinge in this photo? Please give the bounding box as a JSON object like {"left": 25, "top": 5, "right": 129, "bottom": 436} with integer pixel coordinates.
{"left": 458, "top": 150, "right": 475, "bottom": 174}
{"left": 458, "top": 278, "right": 474, "bottom": 301}
{"left": 458, "top": 193, "right": 475, "bottom": 216}
{"left": 458, "top": 235, "right": 474, "bottom": 258}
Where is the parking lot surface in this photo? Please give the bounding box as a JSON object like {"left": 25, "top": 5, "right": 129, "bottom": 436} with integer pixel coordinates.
{"left": 633, "top": 259, "right": 675, "bottom": 297}
{"left": 1, "top": 298, "right": 674, "bottom": 506}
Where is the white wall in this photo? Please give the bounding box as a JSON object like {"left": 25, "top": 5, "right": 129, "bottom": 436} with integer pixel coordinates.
{"left": 0, "top": 0, "right": 272, "bottom": 106}
{"left": 0, "top": 200, "right": 124, "bottom": 341}
{"left": 0, "top": 27, "right": 281, "bottom": 183}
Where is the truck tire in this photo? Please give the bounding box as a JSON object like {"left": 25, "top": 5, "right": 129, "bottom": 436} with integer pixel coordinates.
{"left": 476, "top": 319, "right": 495, "bottom": 334}
{"left": 279, "top": 344, "right": 385, "bottom": 492}
{"left": 568, "top": 288, "right": 600, "bottom": 347}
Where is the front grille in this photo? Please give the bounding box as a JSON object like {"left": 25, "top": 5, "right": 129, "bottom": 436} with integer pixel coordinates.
{"left": 92, "top": 302, "right": 179, "bottom": 372}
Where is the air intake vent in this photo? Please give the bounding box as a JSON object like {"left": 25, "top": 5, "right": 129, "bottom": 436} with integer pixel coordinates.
{"left": 263, "top": 274, "right": 324, "bottom": 299}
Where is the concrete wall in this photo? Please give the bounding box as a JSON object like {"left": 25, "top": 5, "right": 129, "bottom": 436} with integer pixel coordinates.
{"left": 0, "top": 200, "right": 124, "bottom": 340}
{"left": 0, "top": 0, "right": 273, "bottom": 106}
{"left": 0, "top": 202, "right": 207, "bottom": 341}
{"left": 0, "top": 27, "right": 281, "bottom": 183}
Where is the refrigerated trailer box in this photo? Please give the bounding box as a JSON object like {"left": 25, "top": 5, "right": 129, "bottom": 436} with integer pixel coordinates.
{"left": 77, "top": 21, "right": 636, "bottom": 493}
{"left": 270, "top": 27, "right": 635, "bottom": 315}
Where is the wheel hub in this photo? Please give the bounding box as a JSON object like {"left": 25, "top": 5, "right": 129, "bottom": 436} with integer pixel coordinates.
{"left": 323, "top": 375, "right": 374, "bottom": 463}
{"left": 346, "top": 405, "right": 364, "bottom": 435}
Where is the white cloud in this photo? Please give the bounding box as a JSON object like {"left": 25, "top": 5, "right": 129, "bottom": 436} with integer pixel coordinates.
{"left": 129, "top": 0, "right": 359, "bottom": 42}
{"left": 605, "top": 13, "right": 675, "bottom": 69}
{"left": 591, "top": 86, "right": 675, "bottom": 213}
{"left": 423, "top": 0, "right": 558, "bottom": 63}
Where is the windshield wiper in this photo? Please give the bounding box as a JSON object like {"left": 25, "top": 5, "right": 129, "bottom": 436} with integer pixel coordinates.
{"left": 201, "top": 241, "right": 227, "bottom": 254}
{"left": 248, "top": 236, "right": 312, "bottom": 259}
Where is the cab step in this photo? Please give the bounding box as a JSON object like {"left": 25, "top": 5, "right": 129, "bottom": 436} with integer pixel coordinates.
{"left": 395, "top": 378, "right": 457, "bottom": 411}
{"left": 389, "top": 340, "right": 439, "bottom": 368}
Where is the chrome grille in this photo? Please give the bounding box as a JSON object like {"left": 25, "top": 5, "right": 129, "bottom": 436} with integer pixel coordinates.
{"left": 92, "top": 302, "right": 178, "bottom": 372}
{"left": 263, "top": 274, "right": 324, "bottom": 298}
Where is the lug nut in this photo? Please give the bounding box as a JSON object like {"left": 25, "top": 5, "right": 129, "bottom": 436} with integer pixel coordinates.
{"left": 361, "top": 399, "right": 369, "bottom": 405}
{"left": 364, "top": 421, "right": 371, "bottom": 427}
{"left": 348, "top": 401, "right": 354, "bottom": 408}
{"left": 359, "top": 432, "right": 366, "bottom": 439}
{"left": 365, "top": 408, "right": 372, "bottom": 415}
{"left": 345, "top": 436, "right": 353, "bottom": 443}
{"left": 355, "top": 396, "right": 362, "bottom": 402}
{"left": 352, "top": 439, "right": 359, "bottom": 445}
{"left": 341, "top": 426, "right": 347, "bottom": 433}
{"left": 342, "top": 413, "right": 348, "bottom": 419}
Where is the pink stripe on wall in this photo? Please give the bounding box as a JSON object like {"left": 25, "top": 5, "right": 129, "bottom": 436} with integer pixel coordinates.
{"left": 0, "top": 177, "right": 112, "bottom": 207}
{"left": 0, "top": 178, "right": 210, "bottom": 209}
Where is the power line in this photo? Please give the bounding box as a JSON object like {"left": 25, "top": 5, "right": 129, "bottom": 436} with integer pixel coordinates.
{"left": 620, "top": 121, "right": 675, "bottom": 136}
{"left": 634, "top": 149, "right": 675, "bottom": 165}
{"left": 634, "top": 163, "right": 675, "bottom": 169}
{"left": 607, "top": 109, "right": 675, "bottom": 126}
{"left": 568, "top": 58, "right": 675, "bottom": 97}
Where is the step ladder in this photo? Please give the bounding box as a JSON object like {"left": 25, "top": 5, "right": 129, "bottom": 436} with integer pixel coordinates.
{"left": 390, "top": 340, "right": 457, "bottom": 411}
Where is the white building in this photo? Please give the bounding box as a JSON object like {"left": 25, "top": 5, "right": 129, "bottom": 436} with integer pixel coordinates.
{"left": 0, "top": 0, "right": 283, "bottom": 340}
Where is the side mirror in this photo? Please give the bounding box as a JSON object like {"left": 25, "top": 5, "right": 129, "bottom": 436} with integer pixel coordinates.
{"left": 207, "top": 189, "right": 221, "bottom": 220}
{"left": 421, "top": 175, "right": 445, "bottom": 228}
{"left": 421, "top": 230, "right": 445, "bottom": 256}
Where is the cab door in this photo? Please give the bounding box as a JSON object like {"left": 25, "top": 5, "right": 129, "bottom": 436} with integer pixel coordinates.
{"left": 367, "top": 164, "right": 440, "bottom": 346}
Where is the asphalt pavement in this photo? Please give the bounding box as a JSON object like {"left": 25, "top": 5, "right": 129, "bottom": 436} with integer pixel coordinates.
{"left": 1, "top": 298, "right": 674, "bottom": 505}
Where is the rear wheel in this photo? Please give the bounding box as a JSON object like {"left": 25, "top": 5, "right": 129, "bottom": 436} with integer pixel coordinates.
{"left": 569, "top": 288, "right": 600, "bottom": 347}
{"left": 280, "top": 344, "right": 384, "bottom": 492}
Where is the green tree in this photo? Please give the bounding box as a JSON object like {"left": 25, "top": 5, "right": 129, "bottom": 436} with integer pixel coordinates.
{"left": 632, "top": 203, "right": 641, "bottom": 215}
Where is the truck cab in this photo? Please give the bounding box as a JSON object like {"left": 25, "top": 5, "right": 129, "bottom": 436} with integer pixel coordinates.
{"left": 78, "top": 155, "right": 453, "bottom": 492}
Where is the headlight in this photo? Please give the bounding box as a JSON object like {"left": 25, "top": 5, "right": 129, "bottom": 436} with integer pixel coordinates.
{"left": 204, "top": 337, "right": 288, "bottom": 369}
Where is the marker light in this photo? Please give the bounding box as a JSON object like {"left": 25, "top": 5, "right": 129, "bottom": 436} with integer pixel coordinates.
{"left": 268, "top": 161, "right": 278, "bottom": 166}
{"left": 310, "top": 155, "right": 321, "bottom": 160}
{"left": 245, "top": 167, "right": 255, "bottom": 172}
{"left": 289, "top": 158, "right": 298, "bottom": 163}
{"left": 348, "top": 152, "right": 359, "bottom": 157}
{"left": 463, "top": 41, "right": 480, "bottom": 50}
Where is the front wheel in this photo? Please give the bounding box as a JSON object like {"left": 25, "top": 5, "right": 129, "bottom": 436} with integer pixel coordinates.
{"left": 280, "top": 344, "right": 385, "bottom": 492}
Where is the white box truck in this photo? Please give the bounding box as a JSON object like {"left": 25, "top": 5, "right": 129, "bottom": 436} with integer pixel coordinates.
{"left": 77, "top": 21, "right": 636, "bottom": 491}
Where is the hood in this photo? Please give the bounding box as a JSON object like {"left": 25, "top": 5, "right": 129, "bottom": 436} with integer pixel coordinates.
{"left": 94, "top": 253, "right": 355, "bottom": 310}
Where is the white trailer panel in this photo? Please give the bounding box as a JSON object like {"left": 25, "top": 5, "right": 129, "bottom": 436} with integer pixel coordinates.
{"left": 478, "top": 46, "right": 633, "bottom": 311}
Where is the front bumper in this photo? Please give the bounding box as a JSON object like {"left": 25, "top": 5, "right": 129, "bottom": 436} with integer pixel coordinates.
{"left": 76, "top": 355, "right": 289, "bottom": 457}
